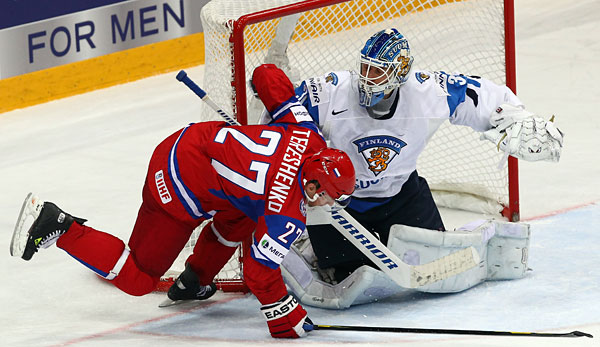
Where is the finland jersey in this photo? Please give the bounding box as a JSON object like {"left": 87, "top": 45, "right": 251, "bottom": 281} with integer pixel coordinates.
{"left": 296, "top": 70, "right": 522, "bottom": 199}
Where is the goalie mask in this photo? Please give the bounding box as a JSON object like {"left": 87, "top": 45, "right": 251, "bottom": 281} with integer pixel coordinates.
{"left": 302, "top": 148, "right": 355, "bottom": 211}
{"left": 358, "top": 28, "right": 414, "bottom": 107}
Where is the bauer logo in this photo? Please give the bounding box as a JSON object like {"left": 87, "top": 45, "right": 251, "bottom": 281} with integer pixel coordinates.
{"left": 154, "top": 170, "right": 172, "bottom": 204}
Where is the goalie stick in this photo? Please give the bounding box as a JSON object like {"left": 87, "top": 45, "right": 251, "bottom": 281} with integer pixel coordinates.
{"left": 175, "top": 70, "right": 480, "bottom": 289}
{"left": 311, "top": 324, "right": 593, "bottom": 338}
{"left": 329, "top": 210, "right": 479, "bottom": 288}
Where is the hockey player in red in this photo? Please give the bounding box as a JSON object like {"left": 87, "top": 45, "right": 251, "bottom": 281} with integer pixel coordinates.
{"left": 9, "top": 64, "right": 355, "bottom": 339}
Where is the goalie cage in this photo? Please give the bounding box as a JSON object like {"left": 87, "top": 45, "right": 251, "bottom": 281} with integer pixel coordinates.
{"left": 157, "top": 0, "right": 519, "bottom": 293}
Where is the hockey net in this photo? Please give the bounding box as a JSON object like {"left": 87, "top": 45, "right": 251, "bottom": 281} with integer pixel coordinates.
{"left": 157, "top": 220, "right": 247, "bottom": 292}
{"left": 159, "top": 0, "right": 518, "bottom": 292}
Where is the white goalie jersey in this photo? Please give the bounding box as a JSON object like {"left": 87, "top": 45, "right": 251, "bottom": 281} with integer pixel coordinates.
{"left": 294, "top": 70, "right": 522, "bottom": 199}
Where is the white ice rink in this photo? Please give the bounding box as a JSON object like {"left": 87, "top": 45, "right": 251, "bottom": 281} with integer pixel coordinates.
{"left": 1, "top": 0, "right": 599, "bottom": 346}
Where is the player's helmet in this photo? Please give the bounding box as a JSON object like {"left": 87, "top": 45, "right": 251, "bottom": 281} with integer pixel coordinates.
{"left": 302, "top": 148, "right": 355, "bottom": 211}
{"left": 358, "top": 28, "right": 414, "bottom": 107}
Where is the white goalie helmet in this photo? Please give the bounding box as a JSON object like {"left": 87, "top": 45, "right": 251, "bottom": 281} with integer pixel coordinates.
{"left": 357, "top": 28, "right": 414, "bottom": 107}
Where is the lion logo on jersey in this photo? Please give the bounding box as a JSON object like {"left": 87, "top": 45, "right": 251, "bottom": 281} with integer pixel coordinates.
{"left": 353, "top": 135, "right": 406, "bottom": 176}
{"left": 368, "top": 147, "right": 391, "bottom": 173}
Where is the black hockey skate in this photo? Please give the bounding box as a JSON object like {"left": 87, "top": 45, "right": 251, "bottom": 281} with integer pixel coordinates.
{"left": 159, "top": 264, "right": 217, "bottom": 307}
{"left": 10, "top": 193, "right": 87, "bottom": 261}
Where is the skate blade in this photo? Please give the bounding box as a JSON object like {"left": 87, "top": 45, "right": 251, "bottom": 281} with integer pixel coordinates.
{"left": 10, "top": 193, "right": 44, "bottom": 258}
{"left": 158, "top": 298, "right": 188, "bottom": 308}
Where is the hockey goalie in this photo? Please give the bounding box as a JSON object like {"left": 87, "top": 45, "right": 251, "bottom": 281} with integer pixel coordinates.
{"left": 272, "top": 28, "right": 563, "bottom": 309}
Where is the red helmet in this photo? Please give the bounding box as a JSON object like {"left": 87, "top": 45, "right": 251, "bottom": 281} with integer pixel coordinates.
{"left": 302, "top": 148, "right": 355, "bottom": 202}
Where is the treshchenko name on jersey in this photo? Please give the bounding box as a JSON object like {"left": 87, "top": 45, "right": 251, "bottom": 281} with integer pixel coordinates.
{"left": 267, "top": 129, "right": 311, "bottom": 213}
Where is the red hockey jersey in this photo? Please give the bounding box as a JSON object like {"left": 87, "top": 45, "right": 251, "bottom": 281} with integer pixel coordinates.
{"left": 163, "top": 101, "right": 326, "bottom": 302}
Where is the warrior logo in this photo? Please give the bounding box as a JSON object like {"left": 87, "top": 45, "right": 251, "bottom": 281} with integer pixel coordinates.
{"left": 353, "top": 135, "right": 406, "bottom": 176}
{"left": 308, "top": 77, "right": 322, "bottom": 104}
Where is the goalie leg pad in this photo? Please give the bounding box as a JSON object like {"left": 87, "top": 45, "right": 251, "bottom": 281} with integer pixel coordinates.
{"left": 486, "top": 220, "right": 530, "bottom": 280}
{"left": 388, "top": 219, "right": 530, "bottom": 293}
{"left": 388, "top": 223, "right": 487, "bottom": 293}
{"left": 281, "top": 245, "right": 404, "bottom": 309}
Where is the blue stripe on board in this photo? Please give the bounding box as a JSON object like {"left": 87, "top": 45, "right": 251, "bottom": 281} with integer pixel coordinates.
{"left": 0, "top": 0, "right": 129, "bottom": 30}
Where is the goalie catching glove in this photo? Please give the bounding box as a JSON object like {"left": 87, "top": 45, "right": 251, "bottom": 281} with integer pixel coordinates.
{"left": 260, "top": 294, "right": 313, "bottom": 338}
{"left": 481, "top": 103, "right": 564, "bottom": 162}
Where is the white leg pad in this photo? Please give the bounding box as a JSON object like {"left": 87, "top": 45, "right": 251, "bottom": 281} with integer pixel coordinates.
{"left": 388, "top": 219, "right": 530, "bottom": 293}
{"left": 282, "top": 219, "right": 530, "bottom": 307}
{"left": 486, "top": 221, "right": 531, "bottom": 280}
{"left": 281, "top": 245, "right": 405, "bottom": 309}
{"left": 306, "top": 206, "right": 334, "bottom": 225}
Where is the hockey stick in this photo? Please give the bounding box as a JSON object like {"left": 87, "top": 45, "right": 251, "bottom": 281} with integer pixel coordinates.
{"left": 330, "top": 210, "right": 479, "bottom": 288}
{"left": 176, "top": 70, "right": 241, "bottom": 126}
{"left": 176, "top": 71, "right": 479, "bottom": 288}
{"left": 312, "top": 324, "right": 593, "bottom": 338}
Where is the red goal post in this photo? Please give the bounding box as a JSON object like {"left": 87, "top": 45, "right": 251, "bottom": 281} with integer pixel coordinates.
{"left": 158, "top": 0, "right": 520, "bottom": 293}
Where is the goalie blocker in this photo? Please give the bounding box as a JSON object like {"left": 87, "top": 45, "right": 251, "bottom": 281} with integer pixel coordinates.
{"left": 281, "top": 219, "right": 530, "bottom": 309}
